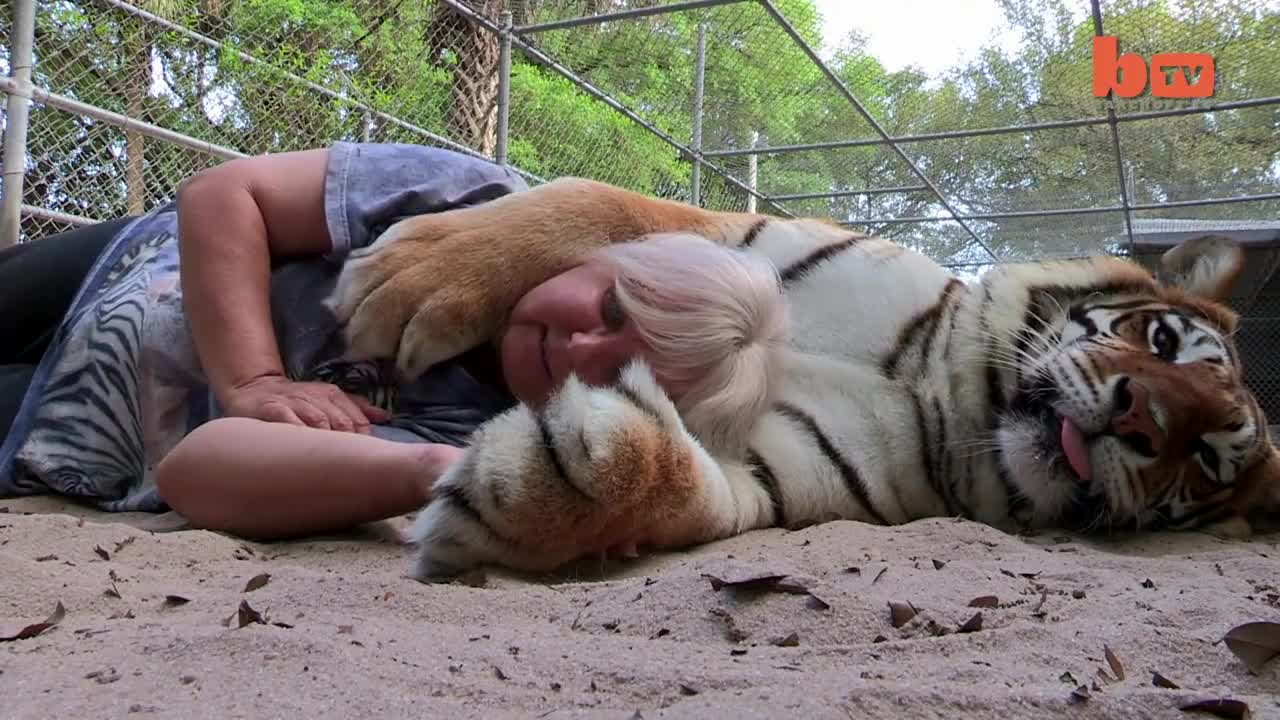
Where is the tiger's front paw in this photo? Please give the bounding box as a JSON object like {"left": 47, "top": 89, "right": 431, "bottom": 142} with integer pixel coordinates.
{"left": 404, "top": 362, "right": 724, "bottom": 583}
{"left": 324, "top": 216, "right": 520, "bottom": 380}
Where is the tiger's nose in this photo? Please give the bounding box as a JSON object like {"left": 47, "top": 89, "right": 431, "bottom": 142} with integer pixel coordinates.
{"left": 1110, "top": 377, "right": 1165, "bottom": 456}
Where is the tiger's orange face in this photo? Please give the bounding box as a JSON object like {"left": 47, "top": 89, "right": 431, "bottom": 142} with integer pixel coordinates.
{"left": 999, "top": 236, "right": 1280, "bottom": 535}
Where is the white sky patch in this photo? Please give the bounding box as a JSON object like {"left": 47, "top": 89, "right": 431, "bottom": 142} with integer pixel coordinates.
{"left": 813, "top": 0, "right": 1023, "bottom": 75}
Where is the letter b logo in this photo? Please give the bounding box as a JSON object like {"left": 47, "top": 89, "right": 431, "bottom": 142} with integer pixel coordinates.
{"left": 1093, "top": 36, "right": 1147, "bottom": 98}
{"left": 1093, "top": 36, "right": 1215, "bottom": 99}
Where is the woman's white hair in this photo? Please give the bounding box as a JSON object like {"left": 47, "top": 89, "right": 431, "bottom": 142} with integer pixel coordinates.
{"left": 590, "top": 232, "right": 790, "bottom": 454}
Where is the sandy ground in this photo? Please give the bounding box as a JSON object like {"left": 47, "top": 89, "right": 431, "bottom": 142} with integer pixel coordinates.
{"left": 2, "top": 495, "right": 1278, "bottom": 719}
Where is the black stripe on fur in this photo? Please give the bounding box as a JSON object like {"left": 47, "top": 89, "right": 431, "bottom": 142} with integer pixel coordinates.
{"left": 615, "top": 381, "right": 665, "bottom": 427}
{"left": 747, "top": 448, "right": 786, "bottom": 526}
{"left": 980, "top": 285, "right": 1006, "bottom": 419}
{"left": 1067, "top": 353, "right": 1102, "bottom": 403}
{"left": 882, "top": 279, "right": 963, "bottom": 378}
{"left": 775, "top": 402, "right": 890, "bottom": 525}
{"left": 740, "top": 218, "right": 770, "bottom": 248}
{"left": 910, "top": 391, "right": 944, "bottom": 511}
{"left": 535, "top": 413, "right": 594, "bottom": 503}
{"left": 780, "top": 236, "right": 862, "bottom": 285}
{"left": 435, "top": 483, "right": 515, "bottom": 545}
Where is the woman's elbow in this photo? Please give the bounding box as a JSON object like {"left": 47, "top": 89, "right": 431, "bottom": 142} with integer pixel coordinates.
{"left": 154, "top": 418, "right": 246, "bottom": 529}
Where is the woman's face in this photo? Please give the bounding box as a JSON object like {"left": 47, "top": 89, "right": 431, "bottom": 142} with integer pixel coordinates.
{"left": 500, "top": 260, "right": 651, "bottom": 408}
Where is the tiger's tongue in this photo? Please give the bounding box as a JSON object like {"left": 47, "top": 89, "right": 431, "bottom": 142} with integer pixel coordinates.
{"left": 1059, "top": 417, "right": 1092, "bottom": 483}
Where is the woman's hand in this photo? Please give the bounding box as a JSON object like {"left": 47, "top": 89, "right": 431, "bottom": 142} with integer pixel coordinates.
{"left": 223, "top": 374, "right": 388, "bottom": 434}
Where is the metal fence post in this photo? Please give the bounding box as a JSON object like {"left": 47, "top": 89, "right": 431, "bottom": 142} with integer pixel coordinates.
{"left": 747, "top": 129, "right": 758, "bottom": 213}
{"left": 690, "top": 23, "right": 706, "bottom": 207}
{"left": 1, "top": 0, "right": 36, "bottom": 247}
{"left": 495, "top": 11, "right": 513, "bottom": 168}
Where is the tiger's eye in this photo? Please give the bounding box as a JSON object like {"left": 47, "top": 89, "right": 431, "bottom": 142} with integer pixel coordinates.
{"left": 1152, "top": 323, "right": 1179, "bottom": 361}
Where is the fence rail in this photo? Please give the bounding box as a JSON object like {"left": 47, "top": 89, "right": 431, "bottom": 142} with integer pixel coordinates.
{"left": 2, "top": 0, "right": 1278, "bottom": 419}
{"left": 4, "top": 0, "right": 1277, "bottom": 260}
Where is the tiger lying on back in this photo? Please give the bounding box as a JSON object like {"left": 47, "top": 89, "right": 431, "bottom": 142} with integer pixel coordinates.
{"left": 325, "top": 177, "right": 1280, "bottom": 582}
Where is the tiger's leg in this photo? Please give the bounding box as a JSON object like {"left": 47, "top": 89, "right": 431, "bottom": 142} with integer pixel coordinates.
{"left": 324, "top": 177, "right": 759, "bottom": 379}
{"left": 406, "top": 360, "right": 774, "bottom": 581}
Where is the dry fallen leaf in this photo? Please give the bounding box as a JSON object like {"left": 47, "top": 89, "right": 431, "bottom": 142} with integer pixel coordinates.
{"left": 969, "top": 595, "right": 999, "bottom": 608}
{"left": 1031, "top": 590, "right": 1049, "bottom": 617}
{"left": 1104, "top": 645, "right": 1126, "bottom": 681}
{"left": 107, "top": 609, "right": 134, "bottom": 620}
{"left": 338, "top": 625, "right": 354, "bottom": 634}
{"left": 702, "top": 571, "right": 810, "bottom": 594}
{"left": 805, "top": 594, "right": 831, "bottom": 611}
{"left": 958, "top": 612, "right": 983, "bottom": 633}
{"left": 164, "top": 595, "right": 190, "bottom": 608}
{"left": 103, "top": 582, "right": 121, "bottom": 600}
{"left": 235, "top": 600, "right": 264, "bottom": 629}
{"left": 872, "top": 567, "right": 888, "bottom": 584}
{"left": 93, "top": 546, "right": 109, "bottom": 561}
{"left": 888, "top": 601, "right": 917, "bottom": 628}
{"left": 770, "top": 631, "right": 800, "bottom": 647}
{"left": 1221, "top": 621, "right": 1280, "bottom": 674}
{"left": 679, "top": 683, "right": 699, "bottom": 696}
{"left": 1152, "top": 671, "right": 1180, "bottom": 689}
{"left": 113, "top": 537, "right": 137, "bottom": 554}
{"left": 1070, "top": 684, "right": 1091, "bottom": 703}
{"left": 1059, "top": 671, "right": 1078, "bottom": 685}
{"left": 243, "top": 573, "right": 271, "bottom": 593}
{"left": 85, "top": 667, "right": 121, "bottom": 685}
{"left": 1179, "top": 698, "right": 1252, "bottom": 719}
{"left": 0, "top": 601, "right": 66, "bottom": 642}
{"left": 932, "top": 559, "right": 947, "bottom": 570}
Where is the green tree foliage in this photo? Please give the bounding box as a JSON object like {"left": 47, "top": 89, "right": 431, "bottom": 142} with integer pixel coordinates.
{"left": 10, "top": 0, "right": 1278, "bottom": 262}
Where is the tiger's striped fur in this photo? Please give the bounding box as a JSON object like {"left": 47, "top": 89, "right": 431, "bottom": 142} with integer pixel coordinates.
{"left": 326, "top": 178, "right": 1280, "bottom": 581}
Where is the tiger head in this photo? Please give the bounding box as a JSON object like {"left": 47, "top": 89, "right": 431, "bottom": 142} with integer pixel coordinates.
{"left": 998, "top": 235, "right": 1280, "bottom": 536}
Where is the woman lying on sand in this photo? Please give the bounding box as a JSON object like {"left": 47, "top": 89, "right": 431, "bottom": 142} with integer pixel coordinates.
{"left": 0, "top": 143, "right": 786, "bottom": 540}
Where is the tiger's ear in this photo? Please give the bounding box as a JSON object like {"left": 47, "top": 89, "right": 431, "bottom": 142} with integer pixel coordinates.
{"left": 1156, "top": 234, "right": 1245, "bottom": 302}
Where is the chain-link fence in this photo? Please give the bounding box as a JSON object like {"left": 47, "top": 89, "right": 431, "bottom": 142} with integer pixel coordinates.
{"left": 2, "top": 0, "right": 1279, "bottom": 408}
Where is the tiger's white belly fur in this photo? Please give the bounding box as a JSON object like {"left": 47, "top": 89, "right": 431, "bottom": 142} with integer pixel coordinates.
{"left": 718, "top": 219, "right": 1014, "bottom": 535}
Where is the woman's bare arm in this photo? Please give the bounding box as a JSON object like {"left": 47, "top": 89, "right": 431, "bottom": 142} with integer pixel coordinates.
{"left": 176, "top": 149, "right": 384, "bottom": 433}
{"left": 155, "top": 418, "right": 461, "bottom": 539}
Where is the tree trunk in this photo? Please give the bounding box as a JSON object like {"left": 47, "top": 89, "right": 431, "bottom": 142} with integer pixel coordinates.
{"left": 427, "top": 0, "right": 508, "bottom": 156}
{"left": 124, "top": 23, "right": 149, "bottom": 216}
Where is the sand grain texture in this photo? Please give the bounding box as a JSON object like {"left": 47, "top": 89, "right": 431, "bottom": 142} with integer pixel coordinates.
{"left": 2, "top": 496, "right": 1278, "bottom": 719}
